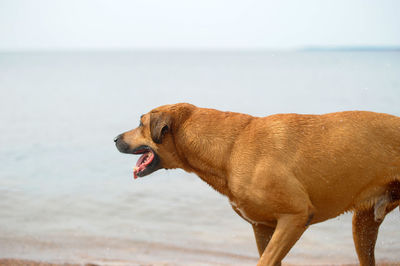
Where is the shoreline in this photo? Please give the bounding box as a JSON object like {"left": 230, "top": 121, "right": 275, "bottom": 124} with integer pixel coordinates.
{"left": 1, "top": 259, "right": 400, "bottom": 266}
{"left": 0, "top": 258, "right": 400, "bottom": 266}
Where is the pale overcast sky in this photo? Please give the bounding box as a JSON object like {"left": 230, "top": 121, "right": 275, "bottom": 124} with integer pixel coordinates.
{"left": 0, "top": 0, "right": 399, "bottom": 51}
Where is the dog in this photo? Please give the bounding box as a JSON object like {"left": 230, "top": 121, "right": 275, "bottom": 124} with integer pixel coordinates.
{"left": 115, "top": 103, "right": 400, "bottom": 266}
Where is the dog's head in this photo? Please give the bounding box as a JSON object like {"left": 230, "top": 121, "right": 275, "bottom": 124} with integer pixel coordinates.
{"left": 114, "top": 103, "right": 195, "bottom": 179}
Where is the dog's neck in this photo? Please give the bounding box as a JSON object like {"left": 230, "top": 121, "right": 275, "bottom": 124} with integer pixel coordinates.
{"left": 174, "top": 108, "right": 253, "bottom": 197}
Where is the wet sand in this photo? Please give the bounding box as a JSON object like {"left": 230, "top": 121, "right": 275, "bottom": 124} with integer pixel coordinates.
{"left": 1, "top": 234, "right": 399, "bottom": 266}
{"left": 0, "top": 259, "right": 79, "bottom": 266}
{"left": 0, "top": 234, "right": 258, "bottom": 266}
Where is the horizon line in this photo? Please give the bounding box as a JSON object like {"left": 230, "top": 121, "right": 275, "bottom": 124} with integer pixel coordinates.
{"left": 0, "top": 45, "right": 399, "bottom": 53}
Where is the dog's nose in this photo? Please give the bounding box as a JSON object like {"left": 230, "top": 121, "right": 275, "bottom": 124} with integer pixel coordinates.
{"left": 114, "top": 134, "right": 130, "bottom": 153}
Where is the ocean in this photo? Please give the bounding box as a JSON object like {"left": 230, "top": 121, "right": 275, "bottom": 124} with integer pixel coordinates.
{"left": 0, "top": 51, "right": 399, "bottom": 265}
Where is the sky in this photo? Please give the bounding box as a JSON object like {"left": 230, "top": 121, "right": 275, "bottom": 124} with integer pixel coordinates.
{"left": 0, "top": 0, "right": 399, "bottom": 51}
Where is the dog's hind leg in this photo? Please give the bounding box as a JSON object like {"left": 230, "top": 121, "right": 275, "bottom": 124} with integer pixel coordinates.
{"left": 352, "top": 204, "right": 398, "bottom": 266}
{"left": 352, "top": 208, "right": 382, "bottom": 266}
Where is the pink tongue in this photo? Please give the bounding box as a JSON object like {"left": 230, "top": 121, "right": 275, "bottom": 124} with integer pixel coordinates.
{"left": 136, "top": 153, "right": 148, "bottom": 167}
{"left": 133, "top": 152, "right": 152, "bottom": 180}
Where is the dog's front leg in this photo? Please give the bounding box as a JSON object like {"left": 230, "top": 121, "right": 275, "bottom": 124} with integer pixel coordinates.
{"left": 256, "top": 213, "right": 309, "bottom": 266}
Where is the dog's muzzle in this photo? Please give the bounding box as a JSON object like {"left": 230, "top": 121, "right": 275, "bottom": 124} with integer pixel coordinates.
{"left": 114, "top": 134, "right": 130, "bottom": 153}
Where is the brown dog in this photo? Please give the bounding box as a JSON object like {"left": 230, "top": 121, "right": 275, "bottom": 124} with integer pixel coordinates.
{"left": 115, "top": 103, "right": 400, "bottom": 266}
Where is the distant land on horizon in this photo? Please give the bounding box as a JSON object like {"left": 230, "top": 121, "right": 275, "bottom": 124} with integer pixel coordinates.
{"left": 300, "top": 46, "right": 400, "bottom": 52}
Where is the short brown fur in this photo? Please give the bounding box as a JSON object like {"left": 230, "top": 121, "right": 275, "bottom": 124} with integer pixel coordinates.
{"left": 117, "top": 103, "right": 400, "bottom": 266}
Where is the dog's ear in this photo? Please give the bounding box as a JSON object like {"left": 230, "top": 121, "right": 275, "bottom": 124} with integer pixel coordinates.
{"left": 150, "top": 112, "right": 172, "bottom": 144}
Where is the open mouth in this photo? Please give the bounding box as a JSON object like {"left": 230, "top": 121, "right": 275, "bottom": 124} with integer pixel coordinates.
{"left": 131, "top": 145, "right": 160, "bottom": 179}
